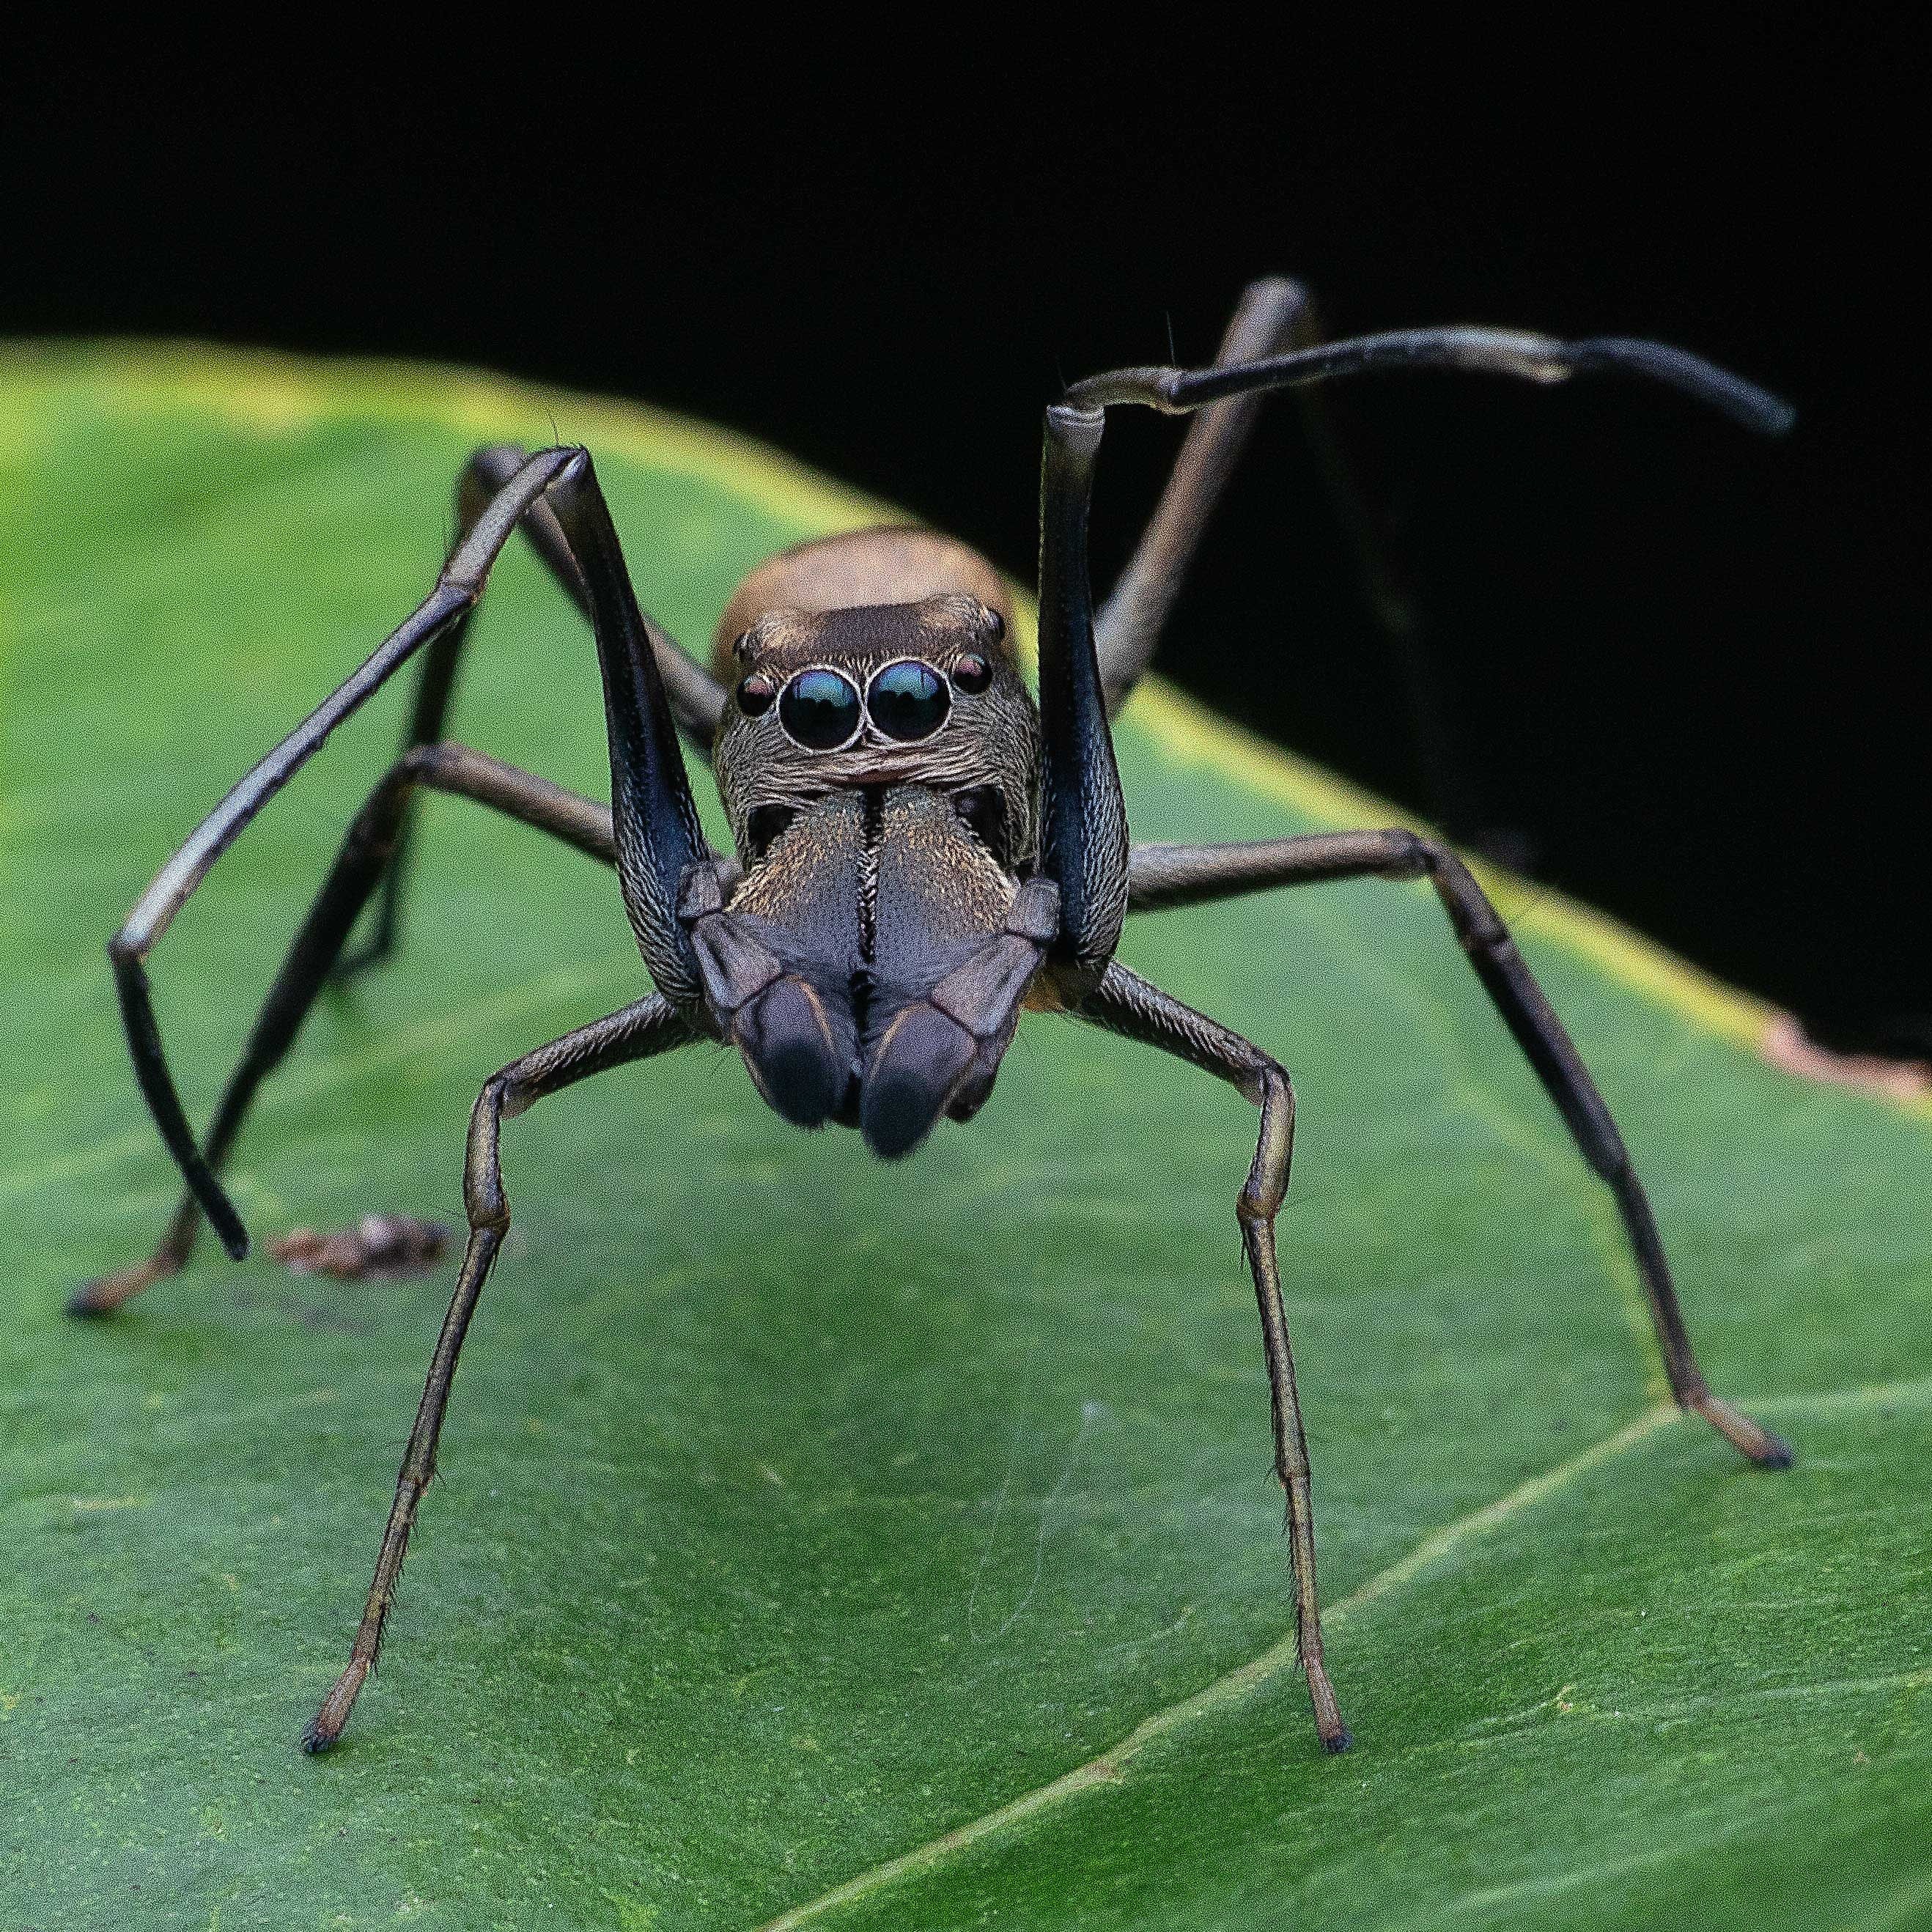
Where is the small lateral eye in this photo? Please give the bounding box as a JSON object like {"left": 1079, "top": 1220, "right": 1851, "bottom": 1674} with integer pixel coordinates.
{"left": 869, "top": 659, "right": 951, "bottom": 741}
{"left": 952, "top": 652, "right": 992, "bottom": 695}
{"left": 983, "top": 607, "right": 1005, "bottom": 644}
{"left": 780, "top": 667, "right": 863, "bottom": 750}
{"left": 737, "top": 673, "right": 778, "bottom": 716}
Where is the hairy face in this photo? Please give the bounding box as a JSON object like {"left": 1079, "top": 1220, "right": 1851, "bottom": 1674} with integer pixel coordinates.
{"left": 712, "top": 594, "right": 1040, "bottom": 871}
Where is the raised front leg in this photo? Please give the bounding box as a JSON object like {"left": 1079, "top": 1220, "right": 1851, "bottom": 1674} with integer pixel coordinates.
{"left": 339, "top": 444, "right": 724, "bottom": 980}
{"left": 1095, "top": 277, "right": 1309, "bottom": 708}
{"left": 1127, "top": 827, "right": 1793, "bottom": 1467}
{"left": 1076, "top": 960, "right": 1351, "bottom": 1755}
{"left": 1039, "top": 309, "right": 1788, "bottom": 1005}
{"left": 302, "top": 993, "right": 694, "bottom": 1753}
{"left": 1035, "top": 405, "right": 1129, "bottom": 990}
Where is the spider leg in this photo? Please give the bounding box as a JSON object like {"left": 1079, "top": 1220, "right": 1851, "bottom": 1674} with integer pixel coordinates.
{"left": 300, "top": 993, "right": 695, "bottom": 1754}
{"left": 1094, "top": 279, "right": 1301, "bottom": 707}
{"left": 1097, "top": 278, "right": 1417, "bottom": 718}
{"left": 72, "top": 745, "right": 617, "bottom": 1315}
{"left": 1036, "top": 313, "right": 1788, "bottom": 997}
{"left": 1127, "top": 829, "right": 1794, "bottom": 1468}
{"left": 1034, "top": 404, "right": 1129, "bottom": 990}
{"left": 101, "top": 448, "right": 712, "bottom": 1271}
{"left": 336, "top": 443, "right": 724, "bottom": 981}
{"left": 1097, "top": 278, "right": 1489, "bottom": 831}
{"left": 1074, "top": 959, "right": 1350, "bottom": 1755}
{"left": 1063, "top": 329, "right": 1794, "bottom": 432}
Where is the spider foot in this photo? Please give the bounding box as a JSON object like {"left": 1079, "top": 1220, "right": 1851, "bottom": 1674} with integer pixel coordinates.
{"left": 67, "top": 1256, "right": 172, "bottom": 1318}
{"left": 301, "top": 1660, "right": 369, "bottom": 1754}
{"left": 1691, "top": 1392, "right": 1795, "bottom": 1470}
{"left": 1308, "top": 1659, "right": 1353, "bottom": 1754}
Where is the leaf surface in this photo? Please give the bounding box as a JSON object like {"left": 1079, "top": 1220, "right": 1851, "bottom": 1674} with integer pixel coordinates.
{"left": 2, "top": 345, "right": 1928, "bottom": 1930}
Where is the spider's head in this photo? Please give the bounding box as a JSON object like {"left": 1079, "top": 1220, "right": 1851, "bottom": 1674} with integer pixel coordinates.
{"left": 711, "top": 533, "right": 1039, "bottom": 871}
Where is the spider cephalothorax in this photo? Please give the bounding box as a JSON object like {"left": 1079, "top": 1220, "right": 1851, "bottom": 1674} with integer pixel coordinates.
{"left": 76, "top": 278, "right": 1797, "bottom": 1760}
{"left": 696, "top": 541, "right": 1050, "bottom": 1157}
{"left": 711, "top": 542, "right": 1039, "bottom": 873}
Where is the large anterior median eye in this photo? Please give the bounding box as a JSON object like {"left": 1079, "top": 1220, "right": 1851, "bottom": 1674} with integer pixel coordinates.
{"left": 778, "top": 668, "right": 863, "bottom": 751}
{"left": 867, "top": 660, "right": 951, "bottom": 741}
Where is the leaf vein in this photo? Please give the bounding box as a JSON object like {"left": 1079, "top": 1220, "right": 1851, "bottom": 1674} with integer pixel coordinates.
{"left": 754, "top": 1367, "right": 1932, "bottom": 1931}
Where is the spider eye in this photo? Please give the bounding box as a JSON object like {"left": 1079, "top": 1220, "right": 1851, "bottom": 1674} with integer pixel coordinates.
{"left": 952, "top": 653, "right": 992, "bottom": 695}
{"left": 779, "top": 668, "right": 863, "bottom": 750}
{"left": 737, "top": 673, "right": 778, "bottom": 716}
{"left": 868, "top": 660, "right": 951, "bottom": 741}
{"left": 983, "top": 607, "right": 1005, "bottom": 644}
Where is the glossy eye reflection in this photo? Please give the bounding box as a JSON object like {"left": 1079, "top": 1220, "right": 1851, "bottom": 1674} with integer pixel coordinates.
{"left": 867, "top": 659, "right": 951, "bottom": 741}
{"left": 735, "top": 672, "right": 777, "bottom": 716}
{"left": 778, "top": 668, "right": 863, "bottom": 750}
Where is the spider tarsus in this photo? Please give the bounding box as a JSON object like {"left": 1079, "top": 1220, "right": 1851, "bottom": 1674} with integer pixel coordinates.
{"left": 301, "top": 1662, "right": 369, "bottom": 1754}
{"left": 1744, "top": 1427, "right": 1796, "bottom": 1471}
{"left": 1689, "top": 1392, "right": 1796, "bottom": 1470}
{"left": 1307, "top": 1661, "right": 1352, "bottom": 1754}
{"left": 66, "top": 1258, "right": 167, "bottom": 1318}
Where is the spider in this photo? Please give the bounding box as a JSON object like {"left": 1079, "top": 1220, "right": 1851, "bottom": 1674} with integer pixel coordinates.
{"left": 73, "top": 279, "right": 1796, "bottom": 1756}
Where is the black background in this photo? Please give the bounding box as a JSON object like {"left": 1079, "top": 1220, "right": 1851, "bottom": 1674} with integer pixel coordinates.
{"left": 7, "top": 29, "right": 1923, "bottom": 1053}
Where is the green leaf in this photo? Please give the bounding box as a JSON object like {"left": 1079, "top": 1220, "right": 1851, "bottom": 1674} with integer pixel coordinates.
{"left": 3, "top": 344, "right": 1928, "bottom": 1931}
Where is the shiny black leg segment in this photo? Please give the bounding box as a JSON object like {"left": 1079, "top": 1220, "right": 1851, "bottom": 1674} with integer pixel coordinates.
{"left": 1075, "top": 959, "right": 1350, "bottom": 1753}
{"left": 1035, "top": 405, "right": 1129, "bottom": 989}
{"left": 1127, "top": 828, "right": 1793, "bottom": 1467}
{"left": 98, "top": 448, "right": 710, "bottom": 1276}
{"left": 72, "top": 746, "right": 618, "bottom": 1316}
{"left": 337, "top": 444, "right": 723, "bottom": 981}
{"left": 1064, "top": 328, "right": 1793, "bottom": 435}
{"left": 1095, "top": 278, "right": 1417, "bottom": 717}
{"left": 102, "top": 448, "right": 580, "bottom": 1264}
{"left": 301, "top": 994, "right": 694, "bottom": 1753}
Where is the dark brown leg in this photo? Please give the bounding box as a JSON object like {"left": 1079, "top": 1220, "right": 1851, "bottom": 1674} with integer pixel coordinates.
{"left": 1127, "top": 828, "right": 1793, "bottom": 1467}
{"left": 1093, "top": 279, "right": 1428, "bottom": 719}
{"left": 1085, "top": 298, "right": 1791, "bottom": 714}
{"left": 1095, "top": 278, "right": 1309, "bottom": 709}
{"left": 72, "top": 745, "right": 617, "bottom": 1316}
{"left": 301, "top": 992, "right": 693, "bottom": 1753}
{"left": 101, "top": 449, "right": 581, "bottom": 1267}
{"left": 1076, "top": 959, "right": 1350, "bottom": 1755}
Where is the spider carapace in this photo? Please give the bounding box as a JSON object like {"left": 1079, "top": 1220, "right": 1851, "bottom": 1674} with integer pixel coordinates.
{"left": 73, "top": 279, "right": 1798, "bottom": 1758}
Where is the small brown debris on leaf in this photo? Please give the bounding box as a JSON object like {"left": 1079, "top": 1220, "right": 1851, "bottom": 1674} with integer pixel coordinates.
{"left": 268, "top": 1214, "right": 449, "bottom": 1281}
